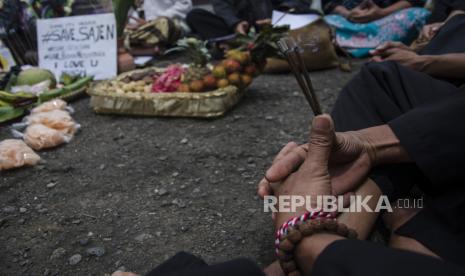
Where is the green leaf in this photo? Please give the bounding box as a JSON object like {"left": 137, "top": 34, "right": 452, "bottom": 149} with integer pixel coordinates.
{"left": 0, "top": 106, "right": 24, "bottom": 123}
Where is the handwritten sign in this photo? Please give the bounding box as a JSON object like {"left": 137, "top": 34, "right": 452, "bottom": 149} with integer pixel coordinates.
{"left": 37, "top": 13, "right": 117, "bottom": 80}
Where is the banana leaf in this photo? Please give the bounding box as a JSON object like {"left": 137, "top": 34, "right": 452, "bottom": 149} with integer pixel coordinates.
{"left": 112, "top": 0, "right": 134, "bottom": 37}
{"left": 0, "top": 106, "right": 24, "bottom": 123}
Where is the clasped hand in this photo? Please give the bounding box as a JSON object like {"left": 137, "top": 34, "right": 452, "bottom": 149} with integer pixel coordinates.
{"left": 258, "top": 115, "right": 377, "bottom": 226}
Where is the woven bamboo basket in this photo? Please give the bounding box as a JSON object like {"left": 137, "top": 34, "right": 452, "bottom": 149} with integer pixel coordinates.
{"left": 87, "top": 67, "right": 246, "bottom": 118}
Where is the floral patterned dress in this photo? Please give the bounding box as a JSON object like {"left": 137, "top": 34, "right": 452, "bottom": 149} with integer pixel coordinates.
{"left": 323, "top": 0, "right": 430, "bottom": 57}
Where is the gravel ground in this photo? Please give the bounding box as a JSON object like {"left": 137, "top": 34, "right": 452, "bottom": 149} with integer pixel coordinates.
{"left": 0, "top": 61, "right": 363, "bottom": 276}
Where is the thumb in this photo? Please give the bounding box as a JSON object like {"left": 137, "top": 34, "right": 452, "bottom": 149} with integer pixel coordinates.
{"left": 306, "top": 114, "right": 335, "bottom": 165}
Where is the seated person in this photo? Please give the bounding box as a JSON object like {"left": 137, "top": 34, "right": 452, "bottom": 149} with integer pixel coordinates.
{"left": 126, "top": 0, "right": 193, "bottom": 55}
{"left": 186, "top": 0, "right": 273, "bottom": 41}
{"left": 259, "top": 10, "right": 465, "bottom": 275}
{"left": 322, "top": 0, "right": 430, "bottom": 57}
{"left": 369, "top": 6, "right": 465, "bottom": 85}
{"left": 142, "top": 0, "right": 192, "bottom": 34}
{"left": 113, "top": 12, "right": 465, "bottom": 276}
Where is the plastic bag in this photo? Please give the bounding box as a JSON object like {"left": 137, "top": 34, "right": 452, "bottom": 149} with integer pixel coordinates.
{"left": 11, "top": 80, "right": 51, "bottom": 95}
{"left": 25, "top": 110, "right": 80, "bottom": 135}
{"left": 31, "top": 99, "right": 74, "bottom": 114}
{"left": 0, "top": 139, "right": 41, "bottom": 171}
{"left": 23, "top": 124, "right": 72, "bottom": 150}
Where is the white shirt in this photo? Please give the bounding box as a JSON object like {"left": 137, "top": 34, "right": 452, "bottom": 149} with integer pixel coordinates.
{"left": 143, "top": 0, "right": 193, "bottom": 21}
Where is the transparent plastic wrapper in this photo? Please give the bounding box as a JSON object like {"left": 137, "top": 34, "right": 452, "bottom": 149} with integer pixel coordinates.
{"left": 31, "top": 99, "right": 74, "bottom": 114}
{"left": 11, "top": 80, "right": 51, "bottom": 95}
{"left": 21, "top": 124, "right": 72, "bottom": 150}
{"left": 0, "top": 139, "right": 41, "bottom": 171}
{"left": 24, "top": 110, "right": 80, "bottom": 135}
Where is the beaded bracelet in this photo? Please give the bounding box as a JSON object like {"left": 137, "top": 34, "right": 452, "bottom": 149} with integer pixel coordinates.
{"left": 275, "top": 210, "right": 358, "bottom": 276}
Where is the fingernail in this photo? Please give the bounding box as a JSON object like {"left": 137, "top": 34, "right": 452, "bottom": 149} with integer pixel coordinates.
{"left": 313, "top": 116, "right": 330, "bottom": 130}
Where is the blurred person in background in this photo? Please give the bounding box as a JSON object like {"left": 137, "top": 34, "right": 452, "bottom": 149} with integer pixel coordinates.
{"left": 186, "top": 0, "right": 273, "bottom": 41}
{"left": 323, "top": 0, "right": 430, "bottom": 57}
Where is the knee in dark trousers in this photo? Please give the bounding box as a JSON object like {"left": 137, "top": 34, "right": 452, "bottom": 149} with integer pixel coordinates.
{"left": 186, "top": 9, "right": 232, "bottom": 40}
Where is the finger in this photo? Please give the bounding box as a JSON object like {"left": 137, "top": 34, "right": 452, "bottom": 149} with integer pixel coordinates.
{"left": 378, "top": 47, "right": 398, "bottom": 58}
{"left": 273, "top": 142, "right": 299, "bottom": 163}
{"left": 306, "top": 114, "right": 335, "bottom": 165}
{"left": 340, "top": 192, "right": 355, "bottom": 208}
{"left": 266, "top": 145, "right": 307, "bottom": 182}
{"left": 257, "top": 177, "right": 272, "bottom": 198}
{"left": 371, "top": 56, "right": 383, "bottom": 62}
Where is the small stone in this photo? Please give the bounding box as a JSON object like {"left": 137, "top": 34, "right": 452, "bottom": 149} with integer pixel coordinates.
{"left": 19, "top": 207, "right": 27, "bottom": 213}
{"left": 68, "top": 254, "right": 82, "bottom": 265}
{"left": 172, "top": 172, "right": 179, "bottom": 177}
{"left": 157, "top": 188, "right": 168, "bottom": 196}
{"left": 86, "top": 246, "right": 105, "bottom": 257}
{"left": 71, "top": 220, "right": 81, "bottom": 225}
{"left": 2, "top": 206, "right": 16, "bottom": 213}
{"left": 50, "top": 247, "right": 66, "bottom": 260}
{"left": 99, "top": 164, "right": 106, "bottom": 170}
{"left": 172, "top": 199, "right": 186, "bottom": 208}
{"left": 134, "top": 233, "right": 153, "bottom": 242}
{"left": 265, "top": 116, "right": 274, "bottom": 120}
{"left": 180, "top": 138, "right": 188, "bottom": 144}
{"left": 79, "top": 238, "right": 89, "bottom": 246}
{"left": 46, "top": 182, "right": 57, "bottom": 188}
{"left": 155, "top": 231, "right": 162, "bottom": 237}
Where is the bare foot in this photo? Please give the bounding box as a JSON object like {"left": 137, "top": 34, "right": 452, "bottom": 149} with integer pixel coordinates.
{"left": 263, "top": 261, "right": 285, "bottom": 276}
{"left": 111, "top": 271, "right": 139, "bottom": 276}
{"left": 383, "top": 205, "right": 440, "bottom": 259}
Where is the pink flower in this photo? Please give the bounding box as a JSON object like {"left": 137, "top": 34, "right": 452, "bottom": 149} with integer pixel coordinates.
{"left": 152, "top": 65, "right": 184, "bottom": 93}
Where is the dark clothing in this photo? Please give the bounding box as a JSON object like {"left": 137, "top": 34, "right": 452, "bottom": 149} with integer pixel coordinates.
{"left": 146, "top": 14, "right": 465, "bottom": 276}
{"left": 331, "top": 13, "right": 465, "bottom": 268}
{"left": 313, "top": 240, "right": 465, "bottom": 276}
{"left": 145, "top": 252, "right": 265, "bottom": 276}
{"left": 187, "top": 0, "right": 273, "bottom": 40}
{"left": 428, "top": 0, "right": 465, "bottom": 23}
{"left": 211, "top": 0, "right": 273, "bottom": 28}
{"left": 186, "top": 9, "right": 234, "bottom": 40}
{"left": 323, "top": 0, "right": 425, "bottom": 13}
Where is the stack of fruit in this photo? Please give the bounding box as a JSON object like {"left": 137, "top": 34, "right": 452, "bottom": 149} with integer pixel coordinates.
{"left": 177, "top": 49, "right": 258, "bottom": 93}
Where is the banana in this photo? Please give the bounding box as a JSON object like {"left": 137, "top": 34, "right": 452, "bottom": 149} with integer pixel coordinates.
{"left": 0, "top": 99, "right": 11, "bottom": 107}
{"left": 0, "top": 91, "right": 36, "bottom": 103}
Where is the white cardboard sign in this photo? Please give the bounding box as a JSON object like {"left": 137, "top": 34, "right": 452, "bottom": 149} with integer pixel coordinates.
{"left": 37, "top": 13, "right": 117, "bottom": 80}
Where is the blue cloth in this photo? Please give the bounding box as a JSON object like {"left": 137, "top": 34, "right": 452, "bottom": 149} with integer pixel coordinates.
{"left": 325, "top": 8, "right": 430, "bottom": 57}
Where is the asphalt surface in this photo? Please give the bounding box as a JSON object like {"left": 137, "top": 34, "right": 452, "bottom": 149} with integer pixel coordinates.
{"left": 0, "top": 61, "right": 363, "bottom": 275}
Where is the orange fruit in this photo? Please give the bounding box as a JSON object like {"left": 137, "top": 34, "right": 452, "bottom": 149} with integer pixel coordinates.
{"left": 241, "top": 74, "right": 253, "bottom": 87}
{"left": 244, "top": 64, "right": 257, "bottom": 76}
{"left": 228, "top": 73, "right": 241, "bottom": 87}
{"left": 223, "top": 59, "right": 242, "bottom": 73}
{"left": 203, "top": 74, "right": 217, "bottom": 90}
{"left": 177, "top": 83, "right": 190, "bottom": 92}
{"left": 217, "top": 79, "right": 230, "bottom": 88}
{"left": 212, "top": 65, "right": 227, "bottom": 79}
{"left": 189, "top": 80, "right": 205, "bottom": 92}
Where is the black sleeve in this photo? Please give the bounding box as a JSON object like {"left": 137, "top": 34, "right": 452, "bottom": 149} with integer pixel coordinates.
{"left": 404, "top": 0, "right": 427, "bottom": 7}
{"left": 322, "top": 0, "right": 343, "bottom": 14}
{"left": 450, "top": 0, "right": 465, "bottom": 11}
{"left": 313, "top": 240, "right": 465, "bottom": 276}
{"left": 388, "top": 90, "right": 465, "bottom": 191}
{"left": 211, "top": 0, "right": 242, "bottom": 28}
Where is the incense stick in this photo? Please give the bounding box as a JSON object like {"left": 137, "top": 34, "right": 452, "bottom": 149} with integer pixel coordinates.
{"left": 277, "top": 37, "right": 322, "bottom": 116}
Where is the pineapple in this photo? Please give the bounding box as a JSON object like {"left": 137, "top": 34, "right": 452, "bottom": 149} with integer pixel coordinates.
{"left": 166, "top": 38, "right": 212, "bottom": 83}
{"left": 182, "top": 66, "right": 210, "bottom": 83}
